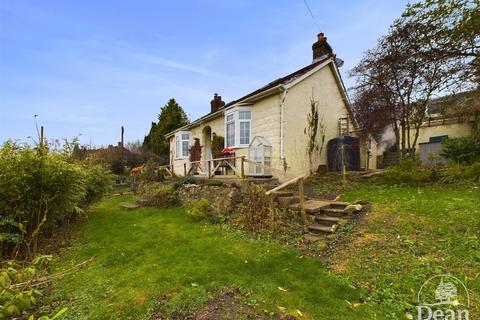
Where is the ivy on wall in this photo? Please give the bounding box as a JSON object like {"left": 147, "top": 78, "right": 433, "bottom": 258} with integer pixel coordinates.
{"left": 189, "top": 138, "right": 202, "bottom": 162}
{"left": 304, "top": 96, "right": 326, "bottom": 173}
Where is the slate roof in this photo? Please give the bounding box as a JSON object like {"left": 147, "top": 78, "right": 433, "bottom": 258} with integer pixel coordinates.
{"left": 165, "top": 56, "right": 333, "bottom": 137}
{"left": 222, "top": 57, "right": 329, "bottom": 109}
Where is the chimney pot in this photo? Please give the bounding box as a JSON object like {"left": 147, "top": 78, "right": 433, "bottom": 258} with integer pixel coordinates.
{"left": 210, "top": 93, "right": 225, "bottom": 113}
{"left": 312, "top": 32, "right": 333, "bottom": 62}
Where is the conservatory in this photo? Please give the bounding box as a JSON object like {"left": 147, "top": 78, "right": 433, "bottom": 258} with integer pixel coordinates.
{"left": 248, "top": 136, "right": 272, "bottom": 177}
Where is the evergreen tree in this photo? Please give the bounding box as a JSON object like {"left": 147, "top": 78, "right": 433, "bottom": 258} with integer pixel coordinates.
{"left": 143, "top": 99, "right": 189, "bottom": 162}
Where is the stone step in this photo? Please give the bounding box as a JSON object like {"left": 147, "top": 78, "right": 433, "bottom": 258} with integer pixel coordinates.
{"left": 289, "top": 200, "right": 332, "bottom": 213}
{"left": 277, "top": 196, "right": 300, "bottom": 208}
{"left": 320, "top": 208, "right": 346, "bottom": 217}
{"left": 304, "top": 233, "right": 324, "bottom": 242}
{"left": 121, "top": 202, "right": 140, "bottom": 210}
{"left": 327, "top": 201, "right": 350, "bottom": 209}
{"left": 315, "top": 216, "right": 343, "bottom": 226}
{"left": 137, "top": 199, "right": 149, "bottom": 206}
{"left": 308, "top": 224, "right": 337, "bottom": 234}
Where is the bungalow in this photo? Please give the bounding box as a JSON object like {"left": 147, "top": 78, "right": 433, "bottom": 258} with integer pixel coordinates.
{"left": 166, "top": 33, "right": 377, "bottom": 180}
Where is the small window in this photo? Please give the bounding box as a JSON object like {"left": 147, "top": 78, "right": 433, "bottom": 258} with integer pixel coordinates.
{"left": 175, "top": 132, "right": 189, "bottom": 158}
{"left": 226, "top": 121, "right": 235, "bottom": 147}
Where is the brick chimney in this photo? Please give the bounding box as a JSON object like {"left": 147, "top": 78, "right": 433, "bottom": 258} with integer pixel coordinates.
{"left": 312, "top": 32, "right": 333, "bottom": 62}
{"left": 210, "top": 93, "right": 225, "bottom": 113}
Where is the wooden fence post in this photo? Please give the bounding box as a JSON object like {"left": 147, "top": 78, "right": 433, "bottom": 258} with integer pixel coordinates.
{"left": 207, "top": 161, "right": 211, "bottom": 178}
{"left": 241, "top": 157, "right": 245, "bottom": 178}
{"left": 183, "top": 163, "right": 187, "bottom": 176}
{"left": 298, "top": 177, "right": 306, "bottom": 222}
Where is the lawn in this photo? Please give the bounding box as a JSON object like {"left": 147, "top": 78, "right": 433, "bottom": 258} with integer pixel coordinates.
{"left": 338, "top": 184, "right": 480, "bottom": 318}
{"left": 47, "top": 195, "right": 382, "bottom": 319}
{"left": 46, "top": 183, "right": 480, "bottom": 319}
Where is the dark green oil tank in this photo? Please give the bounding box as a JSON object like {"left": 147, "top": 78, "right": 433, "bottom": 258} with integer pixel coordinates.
{"left": 327, "top": 136, "right": 361, "bottom": 171}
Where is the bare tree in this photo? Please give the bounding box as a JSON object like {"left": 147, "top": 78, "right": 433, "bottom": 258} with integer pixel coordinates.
{"left": 351, "top": 9, "right": 470, "bottom": 157}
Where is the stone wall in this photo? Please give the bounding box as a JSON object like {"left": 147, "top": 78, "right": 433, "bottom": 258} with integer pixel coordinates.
{"left": 177, "top": 184, "right": 242, "bottom": 214}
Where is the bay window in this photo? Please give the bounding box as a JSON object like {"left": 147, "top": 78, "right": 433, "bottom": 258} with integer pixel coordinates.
{"left": 175, "top": 131, "right": 190, "bottom": 158}
{"left": 225, "top": 107, "right": 252, "bottom": 148}
{"left": 226, "top": 114, "right": 235, "bottom": 147}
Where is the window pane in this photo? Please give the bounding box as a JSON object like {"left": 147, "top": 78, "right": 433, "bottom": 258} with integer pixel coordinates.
{"left": 181, "top": 133, "right": 189, "bottom": 140}
{"left": 239, "top": 111, "right": 251, "bottom": 120}
{"left": 240, "top": 121, "right": 250, "bottom": 145}
{"left": 226, "top": 122, "right": 235, "bottom": 147}
{"left": 176, "top": 140, "right": 180, "bottom": 157}
{"left": 182, "top": 141, "right": 189, "bottom": 157}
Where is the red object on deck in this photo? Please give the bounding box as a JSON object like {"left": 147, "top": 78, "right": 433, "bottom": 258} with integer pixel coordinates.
{"left": 221, "top": 148, "right": 235, "bottom": 155}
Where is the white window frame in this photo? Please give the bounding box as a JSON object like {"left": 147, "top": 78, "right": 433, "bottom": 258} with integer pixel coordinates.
{"left": 224, "top": 106, "right": 252, "bottom": 148}
{"left": 175, "top": 131, "right": 190, "bottom": 159}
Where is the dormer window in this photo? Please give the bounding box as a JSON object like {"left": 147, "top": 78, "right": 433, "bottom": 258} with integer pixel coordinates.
{"left": 175, "top": 131, "right": 190, "bottom": 158}
{"left": 225, "top": 107, "right": 252, "bottom": 148}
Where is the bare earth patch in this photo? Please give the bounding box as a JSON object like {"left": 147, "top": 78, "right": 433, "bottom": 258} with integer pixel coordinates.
{"left": 151, "top": 289, "right": 297, "bottom": 320}
{"left": 323, "top": 210, "right": 391, "bottom": 273}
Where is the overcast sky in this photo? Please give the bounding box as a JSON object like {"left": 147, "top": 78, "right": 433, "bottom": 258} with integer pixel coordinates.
{"left": 0, "top": 0, "right": 409, "bottom": 147}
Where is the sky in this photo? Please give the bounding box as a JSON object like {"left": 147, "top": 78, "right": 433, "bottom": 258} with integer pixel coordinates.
{"left": 0, "top": 0, "right": 409, "bottom": 147}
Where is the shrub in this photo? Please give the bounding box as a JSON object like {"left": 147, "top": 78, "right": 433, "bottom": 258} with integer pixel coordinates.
{"left": 0, "top": 142, "right": 112, "bottom": 257}
{"left": 139, "top": 183, "right": 178, "bottom": 208}
{"left": 187, "top": 198, "right": 210, "bottom": 221}
{"left": 377, "top": 159, "right": 436, "bottom": 184}
{"left": 440, "top": 137, "right": 480, "bottom": 165}
{"left": 82, "top": 165, "right": 113, "bottom": 205}
{"left": 205, "top": 179, "right": 223, "bottom": 186}
{"left": 0, "top": 142, "right": 86, "bottom": 256}
{"left": 138, "top": 160, "right": 164, "bottom": 183}
{"left": 0, "top": 255, "right": 67, "bottom": 319}
{"left": 440, "top": 162, "right": 480, "bottom": 183}
{"left": 231, "top": 184, "right": 303, "bottom": 234}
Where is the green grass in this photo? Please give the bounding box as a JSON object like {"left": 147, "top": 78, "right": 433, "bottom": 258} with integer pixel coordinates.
{"left": 338, "top": 184, "right": 480, "bottom": 318}
{"left": 48, "top": 183, "right": 480, "bottom": 319}
{"left": 48, "top": 195, "right": 382, "bottom": 319}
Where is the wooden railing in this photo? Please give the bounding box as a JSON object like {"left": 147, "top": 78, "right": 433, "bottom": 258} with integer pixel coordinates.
{"left": 265, "top": 174, "right": 307, "bottom": 222}
{"left": 158, "top": 164, "right": 174, "bottom": 177}
{"left": 184, "top": 156, "right": 246, "bottom": 178}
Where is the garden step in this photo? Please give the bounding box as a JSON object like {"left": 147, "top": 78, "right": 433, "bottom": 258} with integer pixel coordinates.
{"left": 277, "top": 196, "right": 300, "bottom": 208}
{"left": 307, "top": 224, "right": 337, "bottom": 233}
{"left": 290, "top": 200, "right": 332, "bottom": 213}
{"left": 315, "top": 216, "right": 343, "bottom": 226}
{"left": 320, "top": 208, "right": 346, "bottom": 217}
{"left": 327, "top": 201, "right": 350, "bottom": 209}
{"left": 121, "top": 202, "right": 140, "bottom": 210}
{"left": 304, "top": 233, "right": 324, "bottom": 242}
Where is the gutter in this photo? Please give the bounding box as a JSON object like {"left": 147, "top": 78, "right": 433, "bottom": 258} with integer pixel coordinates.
{"left": 280, "top": 87, "right": 287, "bottom": 160}
{"left": 224, "top": 85, "right": 284, "bottom": 111}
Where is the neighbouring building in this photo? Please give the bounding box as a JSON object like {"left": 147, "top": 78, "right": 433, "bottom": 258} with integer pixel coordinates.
{"left": 166, "top": 33, "right": 377, "bottom": 180}
{"left": 415, "top": 93, "right": 478, "bottom": 165}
